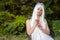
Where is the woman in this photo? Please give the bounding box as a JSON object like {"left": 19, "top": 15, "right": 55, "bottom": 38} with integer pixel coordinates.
{"left": 26, "top": 2, "right": 54, "bottom": 40}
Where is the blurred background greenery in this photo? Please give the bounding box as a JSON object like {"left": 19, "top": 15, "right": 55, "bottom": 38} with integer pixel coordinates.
{"left": 0, "top": 0, "right": 60, "bottom": 40}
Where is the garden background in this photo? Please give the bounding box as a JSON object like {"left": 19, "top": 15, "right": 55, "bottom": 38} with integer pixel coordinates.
{"left": 0, "top": 0, "right": 60, "bottom": 40}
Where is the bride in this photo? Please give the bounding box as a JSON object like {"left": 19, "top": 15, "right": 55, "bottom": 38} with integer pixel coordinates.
{"left": 26, "top": 2, "right": 54, "bottom": 40}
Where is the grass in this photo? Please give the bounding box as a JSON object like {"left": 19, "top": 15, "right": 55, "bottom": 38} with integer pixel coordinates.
{"left": 0, "top": 33, "right": 30, "bottom": 40}
{"left": 0, "top": 34, "right": 60, "bottom": 40}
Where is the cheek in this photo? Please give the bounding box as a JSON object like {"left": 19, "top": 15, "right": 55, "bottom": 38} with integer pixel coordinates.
{"left": 37, "top": 10, "right": 40, "bottom": 13}
{"left": 40, "top": 11, "right": 42, "bottom": 13}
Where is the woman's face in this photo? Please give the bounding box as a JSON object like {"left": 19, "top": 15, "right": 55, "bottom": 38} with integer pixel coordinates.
{"left": 37, "top": 7, "right": 42, "bottom": 16}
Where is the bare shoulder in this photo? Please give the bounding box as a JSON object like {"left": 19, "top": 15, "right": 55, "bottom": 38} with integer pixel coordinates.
{"left": 26, "top": 19, "right": 31, "bottom": 27}
{"left": 26, "top": 19, "right": 30, "bottom": 23}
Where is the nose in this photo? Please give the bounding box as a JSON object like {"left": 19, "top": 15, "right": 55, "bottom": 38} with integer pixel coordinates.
{"left": 39, "top": 9, "right": 42, "bottom": 11}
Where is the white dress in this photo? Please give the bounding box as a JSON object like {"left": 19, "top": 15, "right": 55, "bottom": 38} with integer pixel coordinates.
{"left": 30, "top": 20, "right": 54, "bottom": 40}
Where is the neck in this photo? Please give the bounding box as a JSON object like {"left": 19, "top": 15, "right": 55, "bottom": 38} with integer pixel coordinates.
{"left": 37, "top": 15, "right": 40, "bottom": 20}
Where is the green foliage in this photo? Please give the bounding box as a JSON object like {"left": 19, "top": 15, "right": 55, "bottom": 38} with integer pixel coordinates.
{"left": 0, "top": 11, "right": 15, "bottom": 34}
{"left": 0, "top": 11, "right": 26, "bottom": 35}
{"left": 4, "top": 15, "right": 26, "bottom": 34}
{"left": 0, "top": 11, "right": 14, "bottom": 23}
{"left": 52, "top": 20, "right": 60, "bottom": 37}
{"left": 0, "top": 0, "right": 15, "bottom": 6}
{"left": 0, "top": 11, "right": 14, "bottom": 34}
{"left": 46, "top": 8, "right": 53, "bottom": 14}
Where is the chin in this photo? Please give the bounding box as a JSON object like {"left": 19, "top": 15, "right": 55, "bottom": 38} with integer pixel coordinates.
{"left": 37, "top": 14, "right": 41, "bottom": 16}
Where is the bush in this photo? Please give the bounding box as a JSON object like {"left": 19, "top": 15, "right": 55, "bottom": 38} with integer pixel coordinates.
{"left": 0, "top": 11, "right": 26, "bottom": 35}
{"left": 5, "top": 15, "right": 26, "bottom": 35}
{"left": 48, "top": 20, "right": 60, "bottom": 38}
{"left": 0, "top": 11, "right": 15, "bottom": 35}
{"left": 52, "top": 20, "right": 60, "bottom": 37}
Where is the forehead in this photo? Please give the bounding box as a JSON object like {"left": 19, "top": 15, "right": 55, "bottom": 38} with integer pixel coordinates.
{"left": 38, "top": 7, "right": 42, "bottom": 9}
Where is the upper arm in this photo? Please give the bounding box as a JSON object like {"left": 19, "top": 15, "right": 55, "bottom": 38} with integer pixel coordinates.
{"left": 45, "top": 19, "right": 50, "bottom": 32}
{"left": 26, "top": 20, "right": 31, "bottom": 34}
